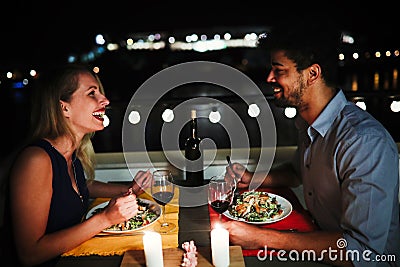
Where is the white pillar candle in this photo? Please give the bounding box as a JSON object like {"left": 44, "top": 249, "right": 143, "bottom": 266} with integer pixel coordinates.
{"left": 211, "top": 225, "right": 230, "bottom": 267}
{"left": 143, "top": 231, "right": 164, "bottom": 267}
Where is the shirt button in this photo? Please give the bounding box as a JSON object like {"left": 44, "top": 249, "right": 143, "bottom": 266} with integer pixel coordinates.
{"left": 306, "top": 164, "right": 310, "bottom": 168}
{"left": 308, "top": 192, "right": 312, "bottom": 196}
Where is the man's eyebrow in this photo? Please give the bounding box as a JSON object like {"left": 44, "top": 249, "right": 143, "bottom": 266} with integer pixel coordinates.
{"left": 271, "top": 61, "right": 284, "bottom": 67}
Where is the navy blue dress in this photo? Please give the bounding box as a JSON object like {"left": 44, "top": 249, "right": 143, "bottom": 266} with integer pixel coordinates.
{"left": 30, "top": 139, "right": 90, "bottom": 266}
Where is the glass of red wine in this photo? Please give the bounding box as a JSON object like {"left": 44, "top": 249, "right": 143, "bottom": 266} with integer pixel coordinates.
{"left": 208, "top": 175, "right": 234, "bottom": 221}
{"left": 151, "top": 169, "right": 176, "bottom": 233}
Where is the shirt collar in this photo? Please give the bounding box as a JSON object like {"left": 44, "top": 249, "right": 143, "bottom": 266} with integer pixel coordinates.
{"left": 295, "top": 89, "right": 348, "bottom": 138}
{"left": 311, "top": 89, "right": 348, "bottom": 138}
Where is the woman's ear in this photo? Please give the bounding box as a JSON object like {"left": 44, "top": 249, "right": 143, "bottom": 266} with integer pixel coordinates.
{"left": 60, "top": 101, "right": 70, "bottom": 117}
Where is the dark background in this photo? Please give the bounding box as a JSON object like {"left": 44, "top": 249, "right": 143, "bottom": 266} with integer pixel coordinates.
{"left": 1, "top": 1, "right": 399, "bottom": 162}
{"left": 1, "top": 1, "right": 398, "bottom": 66}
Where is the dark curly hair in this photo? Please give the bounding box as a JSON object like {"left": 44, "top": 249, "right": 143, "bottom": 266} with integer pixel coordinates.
{"left": 258, "top": 22, "right": 342, "bottom": 89}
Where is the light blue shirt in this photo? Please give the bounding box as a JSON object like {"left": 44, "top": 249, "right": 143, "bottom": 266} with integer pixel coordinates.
{"left": 294, "top": 90, "right": 400, "bottom": 267}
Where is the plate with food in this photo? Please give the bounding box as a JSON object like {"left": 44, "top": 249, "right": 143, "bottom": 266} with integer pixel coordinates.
{"left": 223, "top": 191, "right": 292, "bottom": 224}
{"left": 86, "top": 198, "right": 161, "bottom": 233}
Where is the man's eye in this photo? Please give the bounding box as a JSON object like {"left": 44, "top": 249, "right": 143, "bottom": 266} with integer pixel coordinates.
{"left": 88, "top": 90, "right": 95, "bottom": 96}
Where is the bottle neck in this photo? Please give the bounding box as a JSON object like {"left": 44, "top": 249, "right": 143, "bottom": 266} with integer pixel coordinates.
{"left": 190, "top": 118, "right": 198, "bottom": 139}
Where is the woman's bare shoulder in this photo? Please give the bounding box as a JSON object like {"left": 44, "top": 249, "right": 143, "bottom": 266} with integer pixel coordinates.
{"left": 10, "top": 146, "right": 52, "bottom": 180}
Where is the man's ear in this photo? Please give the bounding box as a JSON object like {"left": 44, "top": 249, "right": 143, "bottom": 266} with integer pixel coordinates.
{"left": 308, "top": 64, "right": 321, "bottom": 84}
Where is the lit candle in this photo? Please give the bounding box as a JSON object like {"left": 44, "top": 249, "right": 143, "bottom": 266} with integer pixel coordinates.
{"left": 210, "top": 224, "right": 230, "bottom": 267}
{"left": 143, "top": 231, "right": 164, "bottom": 267}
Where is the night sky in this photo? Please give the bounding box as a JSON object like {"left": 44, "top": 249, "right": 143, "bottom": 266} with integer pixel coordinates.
{"left": 1, "top": 1, "right": 398, "bottom": 69}
{"left": 1, "top": 0, "right": 399, "bottom": 161}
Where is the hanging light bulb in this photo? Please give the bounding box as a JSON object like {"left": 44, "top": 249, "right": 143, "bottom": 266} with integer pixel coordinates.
{"left": 248, "top": 103, "right": 260, "bottom": 117}
{"left": 103, "top": 114, "right": 110, "bottom": 127}
{"left": 128, "top": 110, "right": 141, "bottom": 124}
{"left": 209, "top": 110, "right": 221, "bottom": 123}
{"left": 284, "top": 107, "right": 296, "bottom": 118}
{"left": 162, "top": 108, "right": 174, "bottom": 122}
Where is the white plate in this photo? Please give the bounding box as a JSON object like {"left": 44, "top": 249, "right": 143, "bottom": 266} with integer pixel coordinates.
{"left": 86, "top": 198, "right": 161, "bottom": 233}
{"left": 223, "top": 191, "right": 292, "bottom": 224}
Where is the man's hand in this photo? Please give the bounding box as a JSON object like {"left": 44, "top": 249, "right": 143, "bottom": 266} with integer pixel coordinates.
{"left": 225, "top": 162, "right": 252, "bottom": 189}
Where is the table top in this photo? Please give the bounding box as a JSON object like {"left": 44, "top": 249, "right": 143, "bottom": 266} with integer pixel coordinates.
{"left": 120, "top": 246, "right": 245, "bottom": 267}
{"left": 56, "top": 186, "right": 332, "bottom": 267}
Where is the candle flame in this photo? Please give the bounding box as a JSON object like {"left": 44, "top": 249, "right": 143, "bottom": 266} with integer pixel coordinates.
{"left": 214, "top": 223, "right": 222, "bottom": 230}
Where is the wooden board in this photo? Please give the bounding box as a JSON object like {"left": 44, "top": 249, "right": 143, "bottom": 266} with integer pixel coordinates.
{"left": 120, "top": 246, "right": 245, "bottom": 267}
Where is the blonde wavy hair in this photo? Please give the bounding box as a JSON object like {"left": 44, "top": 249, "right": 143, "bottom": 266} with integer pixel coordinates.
{"left": 29, "top": 64, "right": 106, "bottom": 181}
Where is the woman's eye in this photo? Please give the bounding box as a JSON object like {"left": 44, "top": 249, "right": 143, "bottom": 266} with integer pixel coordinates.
{"left": 88, "top": 90, "right": 95, "bottom": 96}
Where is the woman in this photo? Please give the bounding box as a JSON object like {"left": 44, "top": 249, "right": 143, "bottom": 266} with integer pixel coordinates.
{"left": 7, "top": 64, "right": 152, "bottom": 266}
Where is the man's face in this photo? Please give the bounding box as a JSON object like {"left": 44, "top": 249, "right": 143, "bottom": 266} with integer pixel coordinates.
{"left": 266, "top": 50, "right": 308, "bottom": 110}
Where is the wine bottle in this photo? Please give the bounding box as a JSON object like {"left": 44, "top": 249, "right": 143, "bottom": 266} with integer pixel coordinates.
{"left": 184, "top": 109, "right": 204, "bottom": 186}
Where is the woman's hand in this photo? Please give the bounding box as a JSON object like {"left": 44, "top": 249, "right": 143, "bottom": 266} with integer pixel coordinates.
{"left": 102, "top": 192, "right": 138, "bottom": 226}
{"left": 131, "top": 170, "right": 152, "bottom": 196}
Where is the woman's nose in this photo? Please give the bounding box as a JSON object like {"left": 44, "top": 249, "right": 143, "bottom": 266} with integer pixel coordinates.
{"left": 100, "top": 96, "right": 110, "bottom": 106}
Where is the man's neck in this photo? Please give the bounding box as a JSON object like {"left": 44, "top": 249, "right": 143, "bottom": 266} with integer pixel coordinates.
{"left": 299, "top": 86, "right": 337, "bottom": 125}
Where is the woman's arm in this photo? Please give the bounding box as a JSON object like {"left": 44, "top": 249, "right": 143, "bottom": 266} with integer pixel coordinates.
{"left": 9, "top": 147, "right": 137, "bottom": 266}
{"left": 87, "top": 170, "right": 152, "bottom": 198}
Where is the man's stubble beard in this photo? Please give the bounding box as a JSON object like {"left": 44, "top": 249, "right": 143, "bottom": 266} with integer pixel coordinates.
{"left": 271, "top": 75, "right": 307, "bottom": 109}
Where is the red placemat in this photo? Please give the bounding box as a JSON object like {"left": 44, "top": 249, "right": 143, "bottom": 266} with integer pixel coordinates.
{"left": 208, "top": 187, "right": 319, "bottom": 256}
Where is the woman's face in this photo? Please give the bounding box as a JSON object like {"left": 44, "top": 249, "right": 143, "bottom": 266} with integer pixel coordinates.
{"left": 61, "top": 73, "right": 110, "bottom": 136}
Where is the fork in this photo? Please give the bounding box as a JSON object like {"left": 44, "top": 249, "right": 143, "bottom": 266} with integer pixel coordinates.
{"left": 226, "top": 156, "right": 241, "bottom": 201}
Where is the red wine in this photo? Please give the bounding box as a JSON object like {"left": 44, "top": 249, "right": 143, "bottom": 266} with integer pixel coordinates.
{"left": 210, "top": 200, "right": 230, "bottom": 214}
{"left": 152, "top": 191, "right": 174, "bottom": 206}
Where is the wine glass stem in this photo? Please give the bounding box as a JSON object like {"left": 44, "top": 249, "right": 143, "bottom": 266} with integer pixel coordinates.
{"left": 219, "top": 213, "right": 222, "bottom": 222}
{"left": 162, "top": 205, "right": 168, "bottom": 226}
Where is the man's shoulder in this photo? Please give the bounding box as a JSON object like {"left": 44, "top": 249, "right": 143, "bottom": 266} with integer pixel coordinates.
{"left": 336, "top": 104, "right": 397, "bottom": 151}
{"left": 341, "top": 104, "right": 389, "bottom": 137}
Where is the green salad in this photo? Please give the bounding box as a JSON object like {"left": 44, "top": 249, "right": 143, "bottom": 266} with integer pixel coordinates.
{"left": 228, "top": 191, "right": 283, "bottom": 222}
{"left": 92, "top": 198, "right": 158, "bottom": 231}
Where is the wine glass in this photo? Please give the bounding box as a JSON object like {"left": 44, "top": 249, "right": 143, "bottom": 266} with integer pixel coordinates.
{"left": 208, "top": 175, "right": 234, "bottom": 221}
{"left": 151, "top": 169, "right": 176, "bottom": 233}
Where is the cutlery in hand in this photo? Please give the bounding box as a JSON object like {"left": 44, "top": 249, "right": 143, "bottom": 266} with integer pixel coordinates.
{"left": 226, "top": 156, "right": 240, "bottom": 201}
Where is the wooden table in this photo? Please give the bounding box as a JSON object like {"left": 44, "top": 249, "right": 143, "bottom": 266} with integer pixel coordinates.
{"left": 120, "top": 246, "right": 245, "bottom": 267}
{"left": 56, "top": 187, "right": 332, "bottom": 267}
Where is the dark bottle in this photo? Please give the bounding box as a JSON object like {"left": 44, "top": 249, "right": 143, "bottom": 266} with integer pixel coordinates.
{"left": 184, "top": 109, "right": 204, "bottom": 186}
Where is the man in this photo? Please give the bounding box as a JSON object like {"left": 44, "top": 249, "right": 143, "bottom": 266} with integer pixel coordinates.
{"left": 223, "top": 23, "right": 400, "bottom": 267}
